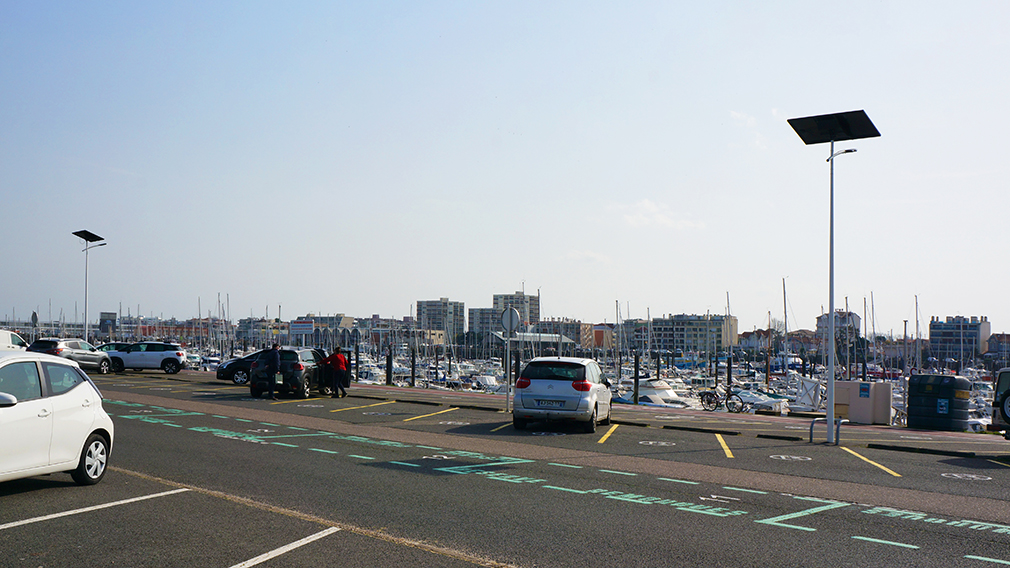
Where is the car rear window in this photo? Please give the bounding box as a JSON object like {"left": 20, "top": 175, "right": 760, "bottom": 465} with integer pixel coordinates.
{"left": 280, "top": 351, "right": 299, "bottom": 361}
{"left": 29, "top": 340, "right": 58, "bottom": 350}
{"left": 521, "top": 362, "right": 585, "bottom": 380}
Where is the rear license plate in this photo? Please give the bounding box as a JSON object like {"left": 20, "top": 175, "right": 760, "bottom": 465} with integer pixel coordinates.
{"left": 537, "top": 400, "right": 564, "bottom": 408}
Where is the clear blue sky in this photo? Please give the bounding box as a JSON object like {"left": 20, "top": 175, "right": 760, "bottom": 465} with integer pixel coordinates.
{"left": 3, "top": 1, "right": 1008, "bottom": 338}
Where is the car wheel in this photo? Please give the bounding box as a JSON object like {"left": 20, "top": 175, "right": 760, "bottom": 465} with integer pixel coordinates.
{"left": 583, "top": 405, "right": 598, "bottom": 433}
{"left": 232, "top": 369, "right": 249, "bottom": 385}
{"left": 71, "top": 434, "right": 109, "bottom": 486}
{"left": 513, "top": 415, "right": 526, "bottom": 430}
{"left": 299, "top": 376, "right": 311, "bottom": 399}
{"left": 111, "top": 359, "right": 125, "bottom": 373}
{"left": 163, "top": 360, "right": 180, "bottom": 374}
{"left": 98, "top": 359, "right": 111, "bottom": 375}
{"left": 1002, "top": 393, "right": 1010, "bottom": 423}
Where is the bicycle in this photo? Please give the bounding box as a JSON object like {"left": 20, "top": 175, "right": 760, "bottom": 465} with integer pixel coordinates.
{"left": 699, "top": 387, "right": 746, "bottom": 413}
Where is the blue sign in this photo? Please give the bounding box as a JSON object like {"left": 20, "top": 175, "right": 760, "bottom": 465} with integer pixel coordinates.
{"left": 859, "top": 384, "right": 870, "bottom": 398}
{"left": 937, "top": 399, "right": 949, "bottom": 414}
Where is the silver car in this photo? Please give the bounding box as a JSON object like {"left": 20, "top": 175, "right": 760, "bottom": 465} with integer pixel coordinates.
{"left": 512, "top": 357, "right": 612, "bottom": 433}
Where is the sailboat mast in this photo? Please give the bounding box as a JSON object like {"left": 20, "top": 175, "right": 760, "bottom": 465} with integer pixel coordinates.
{"left": 782, "top": 278, "right": 788, "bottom": 374}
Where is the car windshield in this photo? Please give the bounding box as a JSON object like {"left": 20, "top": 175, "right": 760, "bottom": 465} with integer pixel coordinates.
{"left": 522, "top": 362, "right": 585, "bottom": 381}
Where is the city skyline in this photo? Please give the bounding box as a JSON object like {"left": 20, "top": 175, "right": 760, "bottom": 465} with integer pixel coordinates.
{"left": 4, "top": 3, "right": 1009, "bottom": 338}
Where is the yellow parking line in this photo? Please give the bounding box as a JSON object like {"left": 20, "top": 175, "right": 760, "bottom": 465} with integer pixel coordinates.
{"left": 330, "top": 400, "right": 397, "bottom": 413}
{"left": 988, "top": 459, "right": 1010, "bottom": 469}
{"left": 597, "top": 424, "right": 619, "bottom": 444}
{"left": 715, "top": 434, "right": 734, "bottom": 458}
{"left": 490, "top": 423, "right": 511, "bottom": 432}
{"left": 403, "top": 407, "right": 457, "bottom": 422}
{"left": 270, "top": 397, "right": 324, "bottom": 405}
{"left": 840, "top": 446, "right": 902, "bottom": 477}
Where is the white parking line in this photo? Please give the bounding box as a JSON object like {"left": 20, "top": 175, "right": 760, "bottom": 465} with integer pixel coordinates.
{"left": 228, "top": 527, "right": 341, "bottom": 567}
{"left": 0, "top": 488, "right": 190, "bottom": 531}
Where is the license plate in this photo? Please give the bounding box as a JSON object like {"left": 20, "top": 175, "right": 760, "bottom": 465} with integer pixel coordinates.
{"left": 537, "top": 400, "right": 564, "bottom": 408}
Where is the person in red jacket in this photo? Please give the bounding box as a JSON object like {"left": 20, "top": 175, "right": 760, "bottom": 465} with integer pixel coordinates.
{"left": 320, "top": 348, "right": 349, "bottom": 398}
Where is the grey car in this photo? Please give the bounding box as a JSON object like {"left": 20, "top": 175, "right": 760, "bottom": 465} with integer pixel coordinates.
{"left": 26, "top": 338, "right": 112, "bottom": 375}
{"left": 512, "top": 357, "right": 612, "bottom": 433}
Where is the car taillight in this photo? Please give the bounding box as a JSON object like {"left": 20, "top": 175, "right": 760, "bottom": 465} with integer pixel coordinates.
{"left": 516, "top": 377, "right": 530, "bottom": 389}
{"left": 175, "top": 352, "right": 184, "bottom": 357}
{"left": 294, "top": 363, "right": 305, "bottom": 371}
{"left": 572, "top": 380, "right": 592, "bottom": 392}
{"left": 47, "top": 348, "right": 63, "bottom": 355}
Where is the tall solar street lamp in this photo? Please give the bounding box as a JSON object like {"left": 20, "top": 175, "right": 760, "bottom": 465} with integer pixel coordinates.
{"left": 787, "top": 110, "right": 879, "bottom": 444}
{"left": 73, "top": 230, "right": 106, "bottom": 343}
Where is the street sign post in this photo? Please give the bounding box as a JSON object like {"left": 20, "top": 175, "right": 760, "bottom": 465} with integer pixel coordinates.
{"left": 502, "top": 308, "right": 520, "bottom": 412}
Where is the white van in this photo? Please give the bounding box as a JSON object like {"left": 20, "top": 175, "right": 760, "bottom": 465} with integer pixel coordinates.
{"left": 0, "top": 330, "right": 28, "bottom": 350}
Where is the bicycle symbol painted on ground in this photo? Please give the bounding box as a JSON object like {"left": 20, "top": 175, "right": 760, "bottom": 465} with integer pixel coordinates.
{"left": 941, "top": 473, "right": 991, "bottom": 481}
{"left": 639, "top": 441, "right": 677, "bottom": 447}
{"left": 770, "top": 455, "right": 812, "bottom": 461}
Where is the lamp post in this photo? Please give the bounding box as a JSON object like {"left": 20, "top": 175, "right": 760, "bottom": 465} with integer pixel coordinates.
{"left": 73, "top": 230, "right": 106, "bottom": 343}
{"left": 788, "top": 110, "right": 879, "bottom": 444}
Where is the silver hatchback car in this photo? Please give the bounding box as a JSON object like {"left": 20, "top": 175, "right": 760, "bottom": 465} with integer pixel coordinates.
{"left": 513, "top": 357, "right": 612, "bottom": 432}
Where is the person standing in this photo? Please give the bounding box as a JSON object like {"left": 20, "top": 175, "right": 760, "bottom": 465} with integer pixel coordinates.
{"left": 264, "top": 344, "right": 281, "bottom": 400}
{"left": 321, "top": 348, "right": 348, "bottom": 398}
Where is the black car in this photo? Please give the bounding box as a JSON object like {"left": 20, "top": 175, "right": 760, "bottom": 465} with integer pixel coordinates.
{"left": 216, "top": 350, "right": 267, "bottom": 385}
{"left": 249, "top": 347, "right": 331, "bottom": 398}
{"left": 27, "top": 338, "right": 112, "bottom": 374}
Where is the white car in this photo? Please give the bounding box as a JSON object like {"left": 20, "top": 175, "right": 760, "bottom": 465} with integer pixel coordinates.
{"left": 512, "top": 357, "right": 613, "bottom": 432}
{"left": 0, "top": 330, "right": 28, "bottom": 350}
{"left": 108, "top": 342, "right": 188, "bottom": 374}
{"left": 0, "top": 350, "right": 114, "bottom": 485}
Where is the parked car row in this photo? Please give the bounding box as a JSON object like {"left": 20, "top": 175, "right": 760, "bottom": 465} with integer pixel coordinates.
{"left": 22, "top": 339, "right": 189, "bottom": 375}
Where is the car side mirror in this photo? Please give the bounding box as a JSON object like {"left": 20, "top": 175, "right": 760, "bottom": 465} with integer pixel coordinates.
{"left": 0, "top": 392, "right": 17, "bottom": 408}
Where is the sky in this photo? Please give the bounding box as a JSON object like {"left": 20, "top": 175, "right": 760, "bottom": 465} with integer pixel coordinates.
{"left": 3, "top": 1, "right": 1009, "bottom": 338}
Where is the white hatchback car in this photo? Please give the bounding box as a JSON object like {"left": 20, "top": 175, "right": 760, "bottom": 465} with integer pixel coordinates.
{"left": 0, "top": 350, "right": 114, "bottom": 485}
{"left": 512, "top": 357, "right": 612, "bottom": 433}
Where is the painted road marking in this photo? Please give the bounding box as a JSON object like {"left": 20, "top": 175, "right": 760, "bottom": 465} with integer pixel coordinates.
{"left": 403, "top": 407, "right": 458, "bottom": 422}
{"left": 0, "top": 489, "right": 190, "bottom": 531}
{"left": 548, "top": 463, "right": 582, "bottom": 469}
{"left": 640, "top": 441, "right": 676, "bottom": 446}
{"left": 770, "top": 455, "right": 812, "bottom": 461}
{"left": 348, "top": 455, "right": 375, "bottom": 460}
{"left": 715, "top": 434, "right": 734, "bottom": 458}
{"left": 840, "top": 447, "right": 901, "bottom": 477}
{"left": 724, "top": 487, "right": 767, "bottom": 495}
{"left": 659, "top": 478, "right": 700, "bottom": 485}
{"left": 598, "top": 424, "right": 619, "bottom": 444}
{"left": 490, "top": 423, "right": 511, "bottom": 432}
{"left": 965, "top": 555, "right": 1010, "bottom": 565}
{"left": 270, "top": 397, "right": 324, "bottom": 405}
{"left": 229, "top": 527, "right": 341, "bottom": 568}
{"left": 599, "top": 469, "right": 637, "bottom": 477}
{"left": 754, "top": 496, "right": 850, "bottom": 532}
{"left": 941, "top": 473, "right": 991, "bottom": 481}
{"left": 330, "top": 400, "right": 396, "bottom": 413}
{"left": 989, "top": 460, "right": 1010, "bottom": 469}
{"left": 389, "top": 461, "right": 421, "bottom": 467}
{"left": 851, "top": 536, "right": 919, "bottom": 549}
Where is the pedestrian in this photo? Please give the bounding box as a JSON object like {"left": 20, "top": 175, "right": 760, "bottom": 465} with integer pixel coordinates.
{"left": 321, "top": 347, "right": 349, "bottom": 398}
{"left": 264, "top": 344, "right": 281, "bottom": 400}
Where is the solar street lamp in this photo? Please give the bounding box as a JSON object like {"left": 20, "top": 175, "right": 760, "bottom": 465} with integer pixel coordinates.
{"left": 787, "top": 110, "right": 879, "bottom": 444}
{"left": 73, "top": 230, "right": 106, "bottom": 343}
